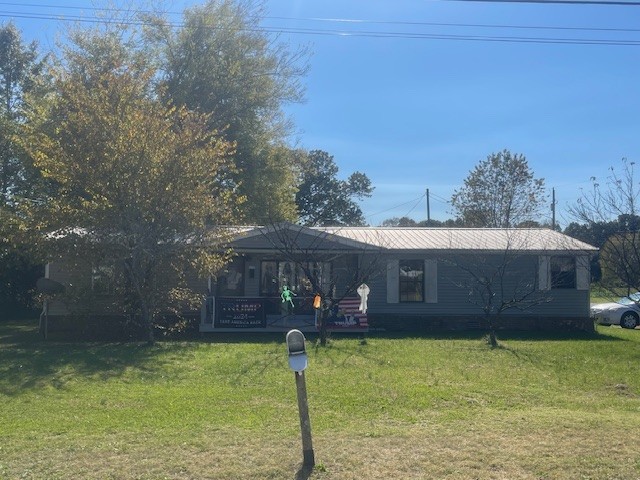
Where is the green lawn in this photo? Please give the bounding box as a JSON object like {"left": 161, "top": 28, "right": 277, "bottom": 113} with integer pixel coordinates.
{"left": 1, "top": 321, "right": 639, "bottom": 479}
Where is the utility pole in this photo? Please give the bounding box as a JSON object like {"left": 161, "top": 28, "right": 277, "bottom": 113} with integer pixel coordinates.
{"left": 426, "top": 188, "right": 431, "bottom": 225}
{"left": 551, "top": 187, "right": 556, "bottom": 230}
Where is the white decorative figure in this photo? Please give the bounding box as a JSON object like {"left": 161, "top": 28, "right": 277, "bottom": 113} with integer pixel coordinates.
{"left": 357, "top": 283, "right": 370, "bottom": 314}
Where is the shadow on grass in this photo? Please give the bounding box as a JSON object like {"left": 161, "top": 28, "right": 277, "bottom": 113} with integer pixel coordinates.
{"left": 1, "top": 319, "right": 631, "bottom": 396}
{"left": 0, "top": 320, "right": 200, "bottom": 396}
{"left": 185, "top": 325, "right": 633, "bottom": 345}
{"left": 363, "top": 328, "right": 626, "bottom": 343}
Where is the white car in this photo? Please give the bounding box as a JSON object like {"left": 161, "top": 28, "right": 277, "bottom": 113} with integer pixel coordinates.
{"left": 591, "top": 293, "right": 640, "bottom": 329}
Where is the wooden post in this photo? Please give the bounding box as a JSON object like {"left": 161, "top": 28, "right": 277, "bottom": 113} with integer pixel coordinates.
{"left": 39, "top": 299, "right": 49, "bottom": 340}
{"left": 295, "top": 370, "right": 315, "bottom": 467}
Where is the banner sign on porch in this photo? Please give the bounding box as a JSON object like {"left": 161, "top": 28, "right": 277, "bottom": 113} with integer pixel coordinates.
{"left": 215, "top": 298, "right": 266, "bottom": 328}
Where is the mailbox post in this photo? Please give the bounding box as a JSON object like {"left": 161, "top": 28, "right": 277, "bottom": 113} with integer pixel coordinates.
{"left": 286, "top": 329, "right": 315, "bottom": 468}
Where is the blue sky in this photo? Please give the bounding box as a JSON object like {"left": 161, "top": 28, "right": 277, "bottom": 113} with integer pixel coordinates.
{"left": 5, "top": 0, "right": 640, "bottom": 226}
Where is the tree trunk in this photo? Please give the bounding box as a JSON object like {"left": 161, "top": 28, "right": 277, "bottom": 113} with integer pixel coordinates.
{"left": 486, "top": 315, "right": 498, "bottom": 348}
{"left": 123, "top": 259, "right": 155, "bottom": 345}
{"left": 488, "top": 328, "right": 498, "bottom": 348}
{"left": 140, "top": 301, "right": 155, "bottom": 345}
{"left": 318, "top": 308, "right": 328, "bottom": 346}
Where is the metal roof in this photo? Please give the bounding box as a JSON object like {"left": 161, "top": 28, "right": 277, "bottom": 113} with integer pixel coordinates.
{"left": 315, "top": 227, "right": 597, "bottom": 252}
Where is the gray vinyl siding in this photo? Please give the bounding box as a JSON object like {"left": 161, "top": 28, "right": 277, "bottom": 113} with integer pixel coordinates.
{"left": 46, "top": 226, "right": 593, "bottom": 324}
{"left": 47, "top": 260, "right": 86, "bottom": 316}
{"left": 47, "top": 260, "right": 79, "bottom": 288}
{"left": 363, "top": 252, "right": 590, "bottom": 318}
{"left": 47, "top": 258, "right": 211, "bottom": 316}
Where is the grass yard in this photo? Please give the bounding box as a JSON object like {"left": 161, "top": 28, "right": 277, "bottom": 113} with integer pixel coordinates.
{"left": 1, "top": 321, "right": 639, "bottom": 480}
{"left": 590, "top": 285, "right": 637, "bottom": 305}
{"left": 590, "top": 286, "right": 615, "bottom": 305}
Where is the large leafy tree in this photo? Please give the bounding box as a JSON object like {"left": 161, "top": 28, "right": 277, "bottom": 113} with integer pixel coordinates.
{"left": 295, "top": 150, "right": 373, "bottom": 226}
{"left": 451, "top": 149, "right": 546, "bottom": 227}
{"left": 0, "top": 22, "right": 47, "bottom": 317}
{"left": 0, "top": 22, "right": 44, "bottom": 203}
{"left": 145, "top": 0, "right": 308, "bottom": 223}
{"left": 20, "top": 29, "right": 238, "bottom": 343}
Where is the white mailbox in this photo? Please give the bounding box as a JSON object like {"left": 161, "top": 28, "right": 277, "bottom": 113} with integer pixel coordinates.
{"left": 286, "top": 329, "right": 308, "bottom": 373}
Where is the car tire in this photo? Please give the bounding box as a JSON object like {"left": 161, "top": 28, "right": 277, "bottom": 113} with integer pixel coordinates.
{"left": 620, "top": 312, "right": 639, "bottom": 329}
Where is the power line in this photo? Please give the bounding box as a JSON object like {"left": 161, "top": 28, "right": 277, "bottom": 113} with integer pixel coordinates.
{"left": 429, "top": 192, "right": 451, "bottom": 204}
{"left": 366, "top": 194, "right": 427, "bottom": 220}
{"left": 441, "top": 0, "right": 640, "bottom": 5}
{"left": 2, "top": 11, "right": 637, "bottom": 46}
{"left": 268, "top": 17, "right": 640, "bottom": 33}
{"left": 3, "top": 2, "right": 640, "bottom": 33}
{"left": 403, "top": 195, "right": 427, "bottom": 218}
{"left": 1, "top": 4, "right": 639, "bottom": 46}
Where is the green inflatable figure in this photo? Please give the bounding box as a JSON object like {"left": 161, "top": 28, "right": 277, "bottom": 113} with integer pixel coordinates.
{"left": 281, "top": 285, "right": 296, "bottom": 307}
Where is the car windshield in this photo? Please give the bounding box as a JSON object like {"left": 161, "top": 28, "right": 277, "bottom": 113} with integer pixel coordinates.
{"left": 618, "top": 293, "right": 640, "bottom": 305}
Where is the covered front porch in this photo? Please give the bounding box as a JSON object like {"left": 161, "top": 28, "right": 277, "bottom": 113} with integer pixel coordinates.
{"left": 198, "top": 224, "right": 376, "bottom": 333}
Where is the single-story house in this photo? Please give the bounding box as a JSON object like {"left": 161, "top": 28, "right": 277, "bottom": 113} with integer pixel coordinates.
{"left": 44, "top": 224, "right": 597, "bottom": 334}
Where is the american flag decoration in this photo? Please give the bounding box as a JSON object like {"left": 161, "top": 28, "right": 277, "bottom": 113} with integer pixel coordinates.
{"left": 333, "top": 298, "right": 369, "bottom": 329}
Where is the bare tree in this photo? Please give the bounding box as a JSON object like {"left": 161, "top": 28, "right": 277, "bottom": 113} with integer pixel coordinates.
{"left": 569, "top": 158, "right": 640, "bottom": 300}
{"left": 446, "top": 231, "right": 550, "bottom": 347}
{"left": 257, "top": 223, "right": 384, "bottom": 345}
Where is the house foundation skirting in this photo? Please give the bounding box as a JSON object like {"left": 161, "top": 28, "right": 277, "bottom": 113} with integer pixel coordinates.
{"left": 44, "top": 313, "right": 595, "bottom": 338}
{"left": 368, "top": 314, "right": 595, "bottom": 333}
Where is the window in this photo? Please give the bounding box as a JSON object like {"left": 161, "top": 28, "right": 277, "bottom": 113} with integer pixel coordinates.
{"left": 260, "top": 261, "right": 331, "bottom": 296}
{"left": 216, "top": 258, "right": 245, "bottom": 296}
{"left": 278, "top": 261, "right": 299, "bottom": 294}
{"left": 260, "top": 261, "right": 279, "bottom": 296}
{"left": 551, "top": 256, "right": 576, "bottom": 289}
{"left": 399, "top": 260, "right": 424, "bottom": 302}
{"left": 302, "top": 262, "right": 331, "bottom": 295}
